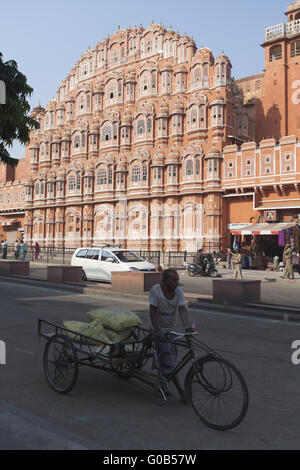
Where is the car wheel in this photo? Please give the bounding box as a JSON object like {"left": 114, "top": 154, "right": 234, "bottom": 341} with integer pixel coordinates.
{"left": 82, "top": 269, "right": 87, "bottom": 281}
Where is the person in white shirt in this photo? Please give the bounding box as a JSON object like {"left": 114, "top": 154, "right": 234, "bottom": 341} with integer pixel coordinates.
{"left": 149, "top": 269, "right": 190, "bottom": 404}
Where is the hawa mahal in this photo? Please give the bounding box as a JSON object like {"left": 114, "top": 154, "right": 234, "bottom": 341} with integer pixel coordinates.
{"left": 0, "top": 1, "right": 300, "bottom": 251}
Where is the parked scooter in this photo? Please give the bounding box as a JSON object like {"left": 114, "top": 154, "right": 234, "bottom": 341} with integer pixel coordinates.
{"left": 188, "top": 254, "right": 219, "bottom": 278}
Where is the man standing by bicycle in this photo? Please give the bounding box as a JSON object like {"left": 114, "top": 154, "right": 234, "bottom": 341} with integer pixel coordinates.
{"left": 149, "top": 268, "right": 190, "bottom": 405}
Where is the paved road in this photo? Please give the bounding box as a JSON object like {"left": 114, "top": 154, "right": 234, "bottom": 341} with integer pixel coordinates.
{"left": 1, "top": 279, "right": 300, "bottom": 449}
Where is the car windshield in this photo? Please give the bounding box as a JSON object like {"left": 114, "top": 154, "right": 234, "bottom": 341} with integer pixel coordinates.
{"left": 114, "top": 251, "right": 144, "bottom": 263}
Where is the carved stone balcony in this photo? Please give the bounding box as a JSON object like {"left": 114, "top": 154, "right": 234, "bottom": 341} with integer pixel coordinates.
{"left": 265, "top": 19, "right": 300, "bottom": 42}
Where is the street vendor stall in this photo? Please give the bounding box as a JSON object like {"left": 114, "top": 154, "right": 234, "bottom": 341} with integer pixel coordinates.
{"left": 231, "top": 222, "right": 300, "bottom": 269}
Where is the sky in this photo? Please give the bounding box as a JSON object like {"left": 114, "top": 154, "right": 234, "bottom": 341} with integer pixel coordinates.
{"left": 1, "top": 0, "right": 288, "bottom": 159}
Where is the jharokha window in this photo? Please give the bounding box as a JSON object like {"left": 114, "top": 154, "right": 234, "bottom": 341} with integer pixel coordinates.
{"left": 186, "top": 159, "right": 193, "bottom": 176}
{"left": 68, "top": 175, "right": 75, "bottom": 190}
{"left": 97, "top": 169, "right": 107, "bottom": 185}
{"left": 132, "top": 165, "right": 141, "bottom": 182}
{"left": 291, "top": 40, "right": 300, "bottom": 58}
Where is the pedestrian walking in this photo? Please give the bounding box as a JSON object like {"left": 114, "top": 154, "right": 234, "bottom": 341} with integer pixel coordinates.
{"left": 282, "top": 243, "right": 294, "bottom": 280}
{"left": 1, "top": 240, "right": 7, "bottom": 259}
{"left": 34, "top": 242, "right": 40, "bottom": 260}
{"left": 226, "top": 248, "right": 232, "bottom": 270}
{"left": 292, "top": 251, "right": 300, "bottom": 276}
{"left": 14, "top": 240, "right": 19, "bottom": 260}
{"left": 232, "top": 250, "right": 243, "bottom": 279}
{"left": 19, "top": 242, "right": 27, "bottom": 261}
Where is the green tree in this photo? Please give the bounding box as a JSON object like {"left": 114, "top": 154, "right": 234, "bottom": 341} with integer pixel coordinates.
{"left": 0, "top": 52, "right": 39, "bottom": 166}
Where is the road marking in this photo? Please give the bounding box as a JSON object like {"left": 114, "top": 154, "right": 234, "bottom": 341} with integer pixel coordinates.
{"left": 15, "top": 348, "right": 35, "bottom": 356}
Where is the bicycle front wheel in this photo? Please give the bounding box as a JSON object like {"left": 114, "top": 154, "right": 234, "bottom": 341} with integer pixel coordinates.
{"left": 185, "top": 356, "right": 249, "bottom": 431}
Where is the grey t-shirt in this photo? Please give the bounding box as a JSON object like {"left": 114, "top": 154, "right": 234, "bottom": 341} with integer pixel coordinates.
{"left": 149, "top": 283, "right": 185, "bottom": 334}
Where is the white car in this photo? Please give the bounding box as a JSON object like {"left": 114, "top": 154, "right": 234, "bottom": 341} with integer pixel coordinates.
{"left": 71, "top": 246, "right": 156, "bottom": 282}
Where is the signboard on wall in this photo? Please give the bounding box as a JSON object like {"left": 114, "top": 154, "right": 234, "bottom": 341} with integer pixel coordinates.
{"left": 264, "top": 210, "right": 278, "bottom": 222}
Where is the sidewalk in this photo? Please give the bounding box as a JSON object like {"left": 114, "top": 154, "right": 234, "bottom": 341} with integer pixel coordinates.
{"left": 0, "top": 263, "right": 299, "bottom": 322}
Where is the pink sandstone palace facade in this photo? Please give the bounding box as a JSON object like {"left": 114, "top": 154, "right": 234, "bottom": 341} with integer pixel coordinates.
{"left": 0, "top": 1, "right": 300, "bottom": 253}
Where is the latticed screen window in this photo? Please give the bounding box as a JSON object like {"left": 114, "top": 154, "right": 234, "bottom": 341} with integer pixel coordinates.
{"left": 186, "top": 159, "right": 193, "bottom": 176}
{"left": 113, "top": 124, "right": 118, "bottom": 140}
{"left": 74, "top": 135, "right": 80, "bottom": 148}
{"left": 195, "top": 159, "right": 200, "bottom": 175}
{"left": 76, "top": 174, "right": 81, "bottom": 190}
{"left": 35, "top": 183, "right": 39, "bottom": 195}
{"left": 154, "top": 168, "right": 161, "bottom": 179}
{"left": 168, "top": 165, "right": 177, "bottom": 178}
{"left": 151, "top": 72, "right": 156, "bottom": 89}
{"left": 98, "top": 169, "right": 107, "bottom": 185}
{"left": 102, "top": 126, "right": 112, "bottom": 141}
{"left": 108, "top": 167, "right": 113, "bottom": 184}
{"left": 68, "top": 176, "right": 75, "bottom": 190}
{"left": 137, "top": 120, "right": 145, "bottom": 134}
{"left": 147, "top": 118, "right": 152, "bottom": 133}
{"left": 118, "top": 81, "right": 122, "bottom": 97}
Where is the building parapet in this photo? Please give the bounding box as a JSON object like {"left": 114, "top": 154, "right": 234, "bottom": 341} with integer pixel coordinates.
{"left": 265, "top": 19, "right": 300, "bottom": 42}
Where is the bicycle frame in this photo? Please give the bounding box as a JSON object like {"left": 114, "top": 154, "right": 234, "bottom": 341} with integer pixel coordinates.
{"left": 152, "top": 333, "right": 219, "bottom": 384}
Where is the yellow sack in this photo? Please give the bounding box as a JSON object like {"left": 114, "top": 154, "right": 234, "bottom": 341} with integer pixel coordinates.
{"left": 104, "top": 327, "right": 132, "bottom": 343}
{"left": 63, "top": 320, "right": 111, "bottom": 345}
{"left": 86, "top": 310, "right": 142, "bottom": 332}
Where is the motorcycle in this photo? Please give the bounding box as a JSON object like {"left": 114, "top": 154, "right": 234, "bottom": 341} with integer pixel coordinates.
{"left": 188, "top": 255, "right": 219, "bottom": 278}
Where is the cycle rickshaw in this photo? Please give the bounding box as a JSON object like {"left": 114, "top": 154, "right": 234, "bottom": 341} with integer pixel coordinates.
{"left": 38, "top": 318, "right": 249, "bottom": 431}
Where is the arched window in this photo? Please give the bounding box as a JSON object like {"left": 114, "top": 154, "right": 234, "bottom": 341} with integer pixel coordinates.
{"left": 68, "top": 175, "right": 75, "bottom": 191}
{"left": 202, "top": 63, "right": 209, "bottom": 86}
{"left": 86, "top": 94, "right": 91, "bottom": 111}
{"left": 132, "top": 165, "right": 141, "bottom": 182}
{"left": 291, "top": 40, "right": 300, "bottom": 57}
{"left": 186, "top": 159, "right": 193, "bottom": 176}
{"left": 113, "top": 124, "right": 118, "bottom": 140}
{"left": 118, "top": 80, "right": 122, "bottom": 98}
{"left": 98, "top": 169, "right": 107, "bottom": 185}
{"left": 195, "top": 158, "right": 200, "bottom": 175}
{"left": 35, "top": 183, "right": 39, "bottom": 195}
{"left": 108, "top": 166, "right": 113, "bottom": 185}
{"left": 190, "top": 107, "right": 197, "bottom": 127}
{"left": 82, "top": 134, "right": 86, "bottom": 148}
{"left": 76, "top": 174, "right": 81, "bottom": 190}
{"left": 193, "top": 65, "right": 201, "bottom": 87}
{"left": 199, "top": 105, "right": 206, "bottom": 128}
{"left": 269, "top": 45, "right": 282, "bottom": 61}
{"left": 142, "top": 165, "right": 148, "bottom": 181}
{"left": 40, "top": 182, "right": 44, "bottom": 194}
{"left": 151, "top": 71, "right": 157, "bottom": 90}
{"left": 74, "top": 135, "right": 80, "bottom": 149}
{"left": 137, "top": 119, "right": 145, "bottom": 134}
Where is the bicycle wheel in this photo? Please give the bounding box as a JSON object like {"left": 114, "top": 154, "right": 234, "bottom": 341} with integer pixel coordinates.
{"left": 185, "top": 355, "right": 249, "bottom": 431}
{"left": 44, "top": 334, "right": 79, "bottom": 394}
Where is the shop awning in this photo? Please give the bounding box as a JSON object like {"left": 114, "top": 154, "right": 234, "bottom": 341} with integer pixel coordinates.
{"left": 231, "top": 222, "right": 297, "bottom": 235}
{"left": 0, "top": 219, "right": 18, "bottom": 227}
